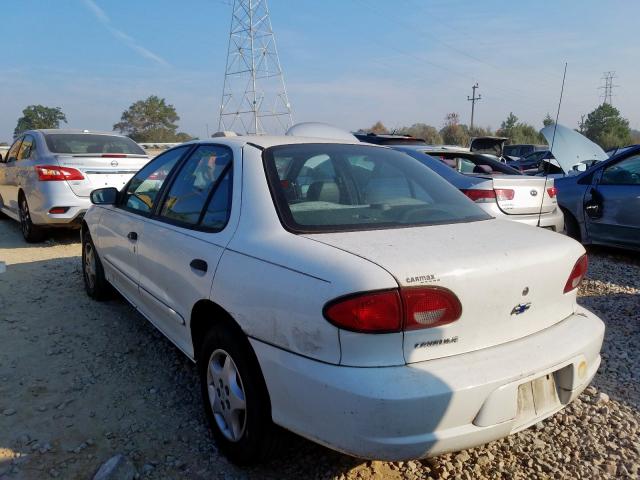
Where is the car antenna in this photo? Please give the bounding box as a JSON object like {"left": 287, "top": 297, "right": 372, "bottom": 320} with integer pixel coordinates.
{"left": 538, "top": 62, "right": 567, "bottom": 227}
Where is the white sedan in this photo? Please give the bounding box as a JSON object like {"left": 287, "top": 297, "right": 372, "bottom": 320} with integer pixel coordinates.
{"left": 81, "top": 130, "right": 604, "bottom": 464}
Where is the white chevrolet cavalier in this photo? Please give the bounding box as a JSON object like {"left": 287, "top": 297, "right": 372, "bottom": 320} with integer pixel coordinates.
{"left": 81, "top": 131, "right": 604, "bottom": 464}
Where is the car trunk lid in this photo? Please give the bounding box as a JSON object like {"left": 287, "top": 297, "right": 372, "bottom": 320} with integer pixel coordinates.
{"left": 305, "top": 220, "right": 583, "bottom": 363}
{"left": 54, "top": 154, "right": 148, "bottom": 197}
{"left": 491, "top": 175, "right": 557, "bottom": 215}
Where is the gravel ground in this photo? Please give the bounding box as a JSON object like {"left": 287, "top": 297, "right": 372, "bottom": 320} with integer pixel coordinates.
{"left": 0, "top": 220, "right": 638, "bottom": 479}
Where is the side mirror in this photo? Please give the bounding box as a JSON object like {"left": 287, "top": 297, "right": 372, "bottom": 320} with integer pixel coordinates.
{"left": 572, "top": 163, "right": 587, "bottom": 172}
{"left": 90, "top": 187, "right": 119, "bottom": 205}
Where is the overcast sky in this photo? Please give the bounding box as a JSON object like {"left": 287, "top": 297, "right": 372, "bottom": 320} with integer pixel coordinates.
{"left": 1, "top": 0, "right": 639, "bottom": 141}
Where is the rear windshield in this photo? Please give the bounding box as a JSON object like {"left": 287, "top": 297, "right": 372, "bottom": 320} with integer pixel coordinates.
{"left": 264, "top": 144, "right": 491, "bottom": 233}
{"left": 45, "top": 134, "right": 146, "bottom": 155}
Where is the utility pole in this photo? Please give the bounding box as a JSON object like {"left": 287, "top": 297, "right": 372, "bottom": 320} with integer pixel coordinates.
{"left": 599, "top": 71, "right": 618, "bottom": 105}
{"left": 467, "top": 83, "right": 481, "bottom": 131}
{"left": 218, "top": 0, "right": 293, "bottom": 135}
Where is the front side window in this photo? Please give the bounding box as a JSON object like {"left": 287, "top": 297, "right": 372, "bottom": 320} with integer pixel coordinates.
{"left": 122, "top": 146, "right": 189, "bottom": 214}
{"left": 159, "top": 145, "right": 232, "bottom": 228}
{"left": 601, "top": 154, "right": 640, "bottom": 185}
{"left": 264, "top": 144, "right": 490, "bottom": 232}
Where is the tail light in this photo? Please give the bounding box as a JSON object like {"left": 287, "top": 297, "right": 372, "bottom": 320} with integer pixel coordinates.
{"left": 495, "top": 188, "right": 515, "bottom": 201}
{"left": 35, "top": 165, "right": 84, "bottom": 181}
{"left": 461, "top": 188, "right": 514, "bottom": 203}
{"left": 564, "top": 254, "right": 588, "bottom": 293}
{"left": 324, "top": 287, "right": 462, "bottom": 333}
{"left": 461, "top": 189, "right": 496, "bottom": 203}
{"left": 547, "top": 186, "right": 557, "bottom": 198}
{"left": 102, "top": 154, "right": 126, "bottom": 158}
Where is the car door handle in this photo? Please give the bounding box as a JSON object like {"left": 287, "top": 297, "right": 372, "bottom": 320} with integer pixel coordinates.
{"left": 127, "top": 231, "right": 138, "bottom": 241}
{"left": 190, "top": 259, "right": 208, "bottom": 273}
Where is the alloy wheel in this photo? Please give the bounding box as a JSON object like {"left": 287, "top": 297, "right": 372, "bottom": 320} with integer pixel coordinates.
{"left": 19, "top": 197, "right": 30, "bottom": 237}
{"left": 84, "top": 241, "right": 96, "bottom": 290}
{"left": 206, "top": 349, "right": 247, "bottom": 442}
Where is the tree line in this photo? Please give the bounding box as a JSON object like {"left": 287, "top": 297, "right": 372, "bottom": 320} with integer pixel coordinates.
{"left": 8, "top": 97, "right": 640, "bottom": 151}
{"left": 360, "top": 105, "right": 638, "bottom": 151}
{"left": 11, "top": 96, "right": 194, "bottom": 143}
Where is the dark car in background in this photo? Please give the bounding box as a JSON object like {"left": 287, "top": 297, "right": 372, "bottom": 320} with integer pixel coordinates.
{"left": 504, "top": 144, "right": 548, "bottom": 159}
{"left": 507, "top": 150, "right": 555, "bottom": 173}
{"left": 556, "top": 145, "right": 640, "bottom": 251}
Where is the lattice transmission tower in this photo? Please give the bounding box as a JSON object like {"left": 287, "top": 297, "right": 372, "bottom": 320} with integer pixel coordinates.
{"left": 218, "top": 0, "right": 293, "bottom": 135}
{"left": 599, "top": 71, "right": 618, "bottom": 105}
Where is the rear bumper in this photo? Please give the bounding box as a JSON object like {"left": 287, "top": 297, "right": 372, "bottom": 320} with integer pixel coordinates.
{"left": 252, "top": 305, "right": 604, "bottom": 461}
{"left": 27, "top": 183, "right": 91, "bottom": 226}
{"left": 483, "top": 204, "right": 565, "bottom": 232}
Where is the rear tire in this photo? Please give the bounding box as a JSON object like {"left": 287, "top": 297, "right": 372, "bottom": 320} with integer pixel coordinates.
{"left": 82, "top": 232, "right": 112, "bottom": 300}
{"left": 198, "top": 324, "right": 280, "bottom": 465}
{"left": 18, "top": 193, "right": 45, "bottom": 243}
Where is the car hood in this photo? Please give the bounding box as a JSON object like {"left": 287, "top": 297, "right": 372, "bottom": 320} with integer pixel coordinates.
{"left": 541, "top": 124, "right": 608, "bottom": 174}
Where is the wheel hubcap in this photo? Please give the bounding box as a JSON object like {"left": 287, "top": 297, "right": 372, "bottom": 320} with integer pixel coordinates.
{"left": 84, "top": 242, "right": 96, "bottom": 289}
{"left": 206, "top": 349, "right": 247, "bottom": 442}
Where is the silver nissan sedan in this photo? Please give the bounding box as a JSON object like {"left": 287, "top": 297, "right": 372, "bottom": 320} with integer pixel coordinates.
{"left": 0, "top": 129, "right": 149, "bottom": 242}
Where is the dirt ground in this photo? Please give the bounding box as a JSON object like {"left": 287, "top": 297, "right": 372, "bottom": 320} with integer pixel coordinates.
{"left": 0, "top": 218, "right": 638, "bottom": 479}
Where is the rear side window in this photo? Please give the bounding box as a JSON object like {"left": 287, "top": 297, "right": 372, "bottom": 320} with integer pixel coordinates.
{"left": 5, "top": 138, "right": 23, "bottom": 162}
{"left": 264, "top": 144, "right": 490, "bottom": 233}
{"left": 159, "top": 145, "right": 232, "bottom": 229}
{"left": 45, "top": 134, "right": 145, "bottom": 155}
{"left": 17, "top": 135, "right": 36, "bottom": 161}
{"left": 122, "top": 146, "right": 189, "bottom": 214}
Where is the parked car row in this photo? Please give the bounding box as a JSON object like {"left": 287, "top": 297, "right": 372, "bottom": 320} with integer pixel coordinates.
{"left": 3, "top": 122, "right": 634, "bottom": 465}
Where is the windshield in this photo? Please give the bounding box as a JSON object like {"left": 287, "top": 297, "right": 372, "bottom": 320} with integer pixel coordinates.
{"left": 45, "top": 134, "right": 146, "bottom": 155}
{"left": 264, "top": 144, "right": 490, "bottom": 233}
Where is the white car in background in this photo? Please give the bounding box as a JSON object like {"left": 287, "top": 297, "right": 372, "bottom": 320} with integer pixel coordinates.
{"left": 81, "top": 128, "right": 604, "bottom": 464}
{"left": 0, "top": 129, "right": 148, "bottom": 242}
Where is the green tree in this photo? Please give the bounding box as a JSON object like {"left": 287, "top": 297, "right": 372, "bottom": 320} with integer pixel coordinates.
{"left": 630, "top": 129, "right": 640, "bottom": 144}
{"left": 465, "top": 125, "right": 494, "bottom": 138}
{"left": 582, "top": 104, "right": 632, "bottom": 150}
{"left": 398, "top": 123, "right": 442, "bottom": 144}
{"left": 496, "top": 112, "right": 545, "bottom": 145}
{"left": 439, "top": 113, "right": 469, "bottom": 146}
{"left": 543, "top": 113, "right": 555, "bottom": 128}
{"left": 113, "top": 95, "right": 192, "bottom": 142}
{"left": 14, "top": 105, "right": 67, "bottom": 136}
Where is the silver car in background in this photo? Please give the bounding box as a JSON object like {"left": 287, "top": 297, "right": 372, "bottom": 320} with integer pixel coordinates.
{"left": 0, "top": 129, "right": 149, "bottom": 242}
{"left": 395, "top": 146, "right": 565, "bottom": 232}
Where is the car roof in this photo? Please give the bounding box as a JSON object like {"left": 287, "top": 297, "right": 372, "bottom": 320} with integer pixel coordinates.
{"left": 183, "top": 135, "right": 365, "bottom": 150}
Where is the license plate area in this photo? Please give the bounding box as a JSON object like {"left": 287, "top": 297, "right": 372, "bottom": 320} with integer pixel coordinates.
{"left": 514, "top": 372, "right": 561, "bottom": 430}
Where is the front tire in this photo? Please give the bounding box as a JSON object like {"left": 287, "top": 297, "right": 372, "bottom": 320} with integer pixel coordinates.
{"left": 82, "top": 232, "right": 112, "bottom": 300}
{"left": 18, "top": 194, "right": 45, "bottom": 243}
{"left": 198, "top": 325, "right": 280, "bottom": 465}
